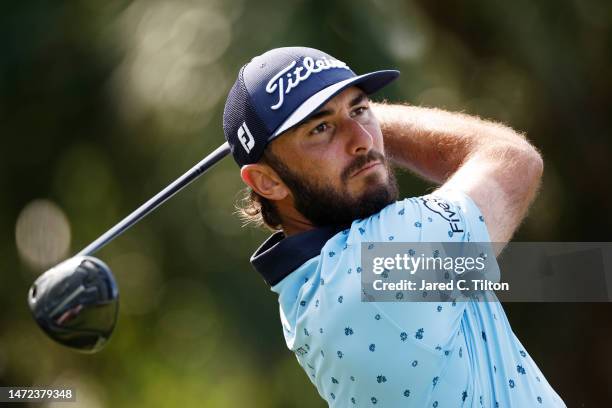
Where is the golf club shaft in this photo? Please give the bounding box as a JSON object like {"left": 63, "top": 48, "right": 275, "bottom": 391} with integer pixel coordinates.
{"left": 77, "top": 142, "right": 231, "bottom": 257}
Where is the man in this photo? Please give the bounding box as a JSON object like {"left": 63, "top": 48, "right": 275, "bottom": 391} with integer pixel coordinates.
{"left": 223, "top": 47, "right": 565, "bottom": 407}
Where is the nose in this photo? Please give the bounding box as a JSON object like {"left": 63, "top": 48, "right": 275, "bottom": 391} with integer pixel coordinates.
{"left": 340, "top": 117, "right": 373, "bottom": 156}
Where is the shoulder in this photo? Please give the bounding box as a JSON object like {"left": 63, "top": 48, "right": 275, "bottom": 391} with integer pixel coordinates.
{"left": 344, "top": 189, "right": 490, "bottom": 244}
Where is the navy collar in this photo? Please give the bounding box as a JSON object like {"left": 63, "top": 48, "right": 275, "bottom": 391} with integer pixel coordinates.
{"left": 251, "top": 225, "right": 348, "bottom": 286}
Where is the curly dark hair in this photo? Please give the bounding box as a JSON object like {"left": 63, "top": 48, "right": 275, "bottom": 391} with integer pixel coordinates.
{"left": 235, "top": 149, "right": 284, "bottom": 231}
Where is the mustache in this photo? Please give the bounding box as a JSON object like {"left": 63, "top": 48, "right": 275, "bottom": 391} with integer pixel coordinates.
{"left": 341, "top": 150, "right": 387, "bottom": 182}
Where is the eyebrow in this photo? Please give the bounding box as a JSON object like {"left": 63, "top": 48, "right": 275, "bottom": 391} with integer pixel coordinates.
{"left": 299, "top": 91, "right": 368, "bottom": 128}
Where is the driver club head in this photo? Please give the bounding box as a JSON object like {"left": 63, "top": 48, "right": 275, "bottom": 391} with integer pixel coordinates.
{"left": 27, "top": 256, "right": 119, "bottom": 353}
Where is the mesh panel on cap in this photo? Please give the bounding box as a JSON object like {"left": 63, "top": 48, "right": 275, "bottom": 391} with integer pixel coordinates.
{"left": 223, "top": 66, "right": 271, "bottom": 166}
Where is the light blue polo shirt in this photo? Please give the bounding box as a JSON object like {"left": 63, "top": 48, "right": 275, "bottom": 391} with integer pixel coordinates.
{"left": 251, "top": 189, "right": 566, "bottom": 407}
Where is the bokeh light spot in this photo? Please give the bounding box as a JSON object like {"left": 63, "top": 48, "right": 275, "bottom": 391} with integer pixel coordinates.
{"left": 15, "top": 199, "right": 71, "bottom": 270}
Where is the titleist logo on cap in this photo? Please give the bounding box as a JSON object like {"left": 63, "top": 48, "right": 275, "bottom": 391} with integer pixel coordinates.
{"left": 265, "top": 57, "right": 351, "bottom": 110}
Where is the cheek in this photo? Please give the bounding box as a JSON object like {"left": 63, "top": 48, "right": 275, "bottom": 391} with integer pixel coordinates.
{"left": 295, "top": 138, "right": 344, "bottom": 172}
{"left": 304, "top": 154, "right": 346, "bottom": 185}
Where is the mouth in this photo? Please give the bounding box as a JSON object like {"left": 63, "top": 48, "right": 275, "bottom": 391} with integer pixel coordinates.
{"left": 351, "top": 161, "right": 382, "bottom": 178}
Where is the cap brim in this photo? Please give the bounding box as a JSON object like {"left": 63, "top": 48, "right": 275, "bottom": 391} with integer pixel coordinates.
{"left": 271, "top": 70, "right": 400, "bottom": 138}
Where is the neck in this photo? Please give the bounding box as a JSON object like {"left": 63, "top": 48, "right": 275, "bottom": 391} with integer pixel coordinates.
{"left": 274, "top": 198, "right": 316, "bottom": 236}
{"left": 281, "top": 218, "right": 316, "bottom": 237}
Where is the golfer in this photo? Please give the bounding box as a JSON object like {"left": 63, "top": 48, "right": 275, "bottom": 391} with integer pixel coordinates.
{"left": 223, "top": 47, "right": 565, "bottom": 407}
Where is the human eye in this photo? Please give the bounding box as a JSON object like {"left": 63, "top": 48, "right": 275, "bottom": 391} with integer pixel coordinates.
{"left": 350, "top": 105, "right": 369, "bottom": 117}
{"left": 310, "top": 122, "right": 330, "bottom": 135}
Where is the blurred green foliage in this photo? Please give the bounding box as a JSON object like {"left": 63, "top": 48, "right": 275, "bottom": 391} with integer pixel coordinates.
{"left": 1, "top": 0, "right": 611, "bottom": 406}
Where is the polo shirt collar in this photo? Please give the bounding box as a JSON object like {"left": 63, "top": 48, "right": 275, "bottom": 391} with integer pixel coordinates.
{"left": 250, "top": 225, "right": 348, "bottom": 286}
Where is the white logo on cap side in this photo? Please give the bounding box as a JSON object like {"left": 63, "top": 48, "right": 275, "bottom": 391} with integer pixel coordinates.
{"left": 237, "top": 122, "right": 255, "bottom": 153}
{"left": 266, "top": 57, "right": 351, "bottom": 110}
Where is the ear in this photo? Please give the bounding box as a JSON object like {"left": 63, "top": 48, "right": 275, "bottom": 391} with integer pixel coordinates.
{"left": 241, "top": 163, "right": 289, "bottom": 201}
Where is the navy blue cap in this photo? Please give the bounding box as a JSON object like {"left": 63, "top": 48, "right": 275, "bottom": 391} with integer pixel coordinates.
{"left": 223, "top": 47, "right": 399, "bottom": 166}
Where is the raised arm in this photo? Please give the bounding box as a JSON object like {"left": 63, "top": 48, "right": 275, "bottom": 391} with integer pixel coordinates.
{"left": 372, "top": 102, "right": 543, "bottom": 244}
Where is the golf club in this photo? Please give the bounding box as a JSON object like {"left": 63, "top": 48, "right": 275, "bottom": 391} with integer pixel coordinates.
{"left": 27, "top": 142, "right": 231, "bottom": 353}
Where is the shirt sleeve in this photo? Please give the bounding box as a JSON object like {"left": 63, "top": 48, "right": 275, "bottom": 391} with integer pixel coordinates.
{"left": 424, "top": 188, "right": 492, "bottom": 243}
{"left": 355, "top": 188, "right": 491, "bottom": 245}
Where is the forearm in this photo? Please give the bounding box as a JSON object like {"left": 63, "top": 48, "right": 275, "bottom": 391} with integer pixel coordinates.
{"left": 373, "top": 101, "right": 543, "bottom": 244}
{"left": 372, "top": 102, "right": 535, "bottom": 184}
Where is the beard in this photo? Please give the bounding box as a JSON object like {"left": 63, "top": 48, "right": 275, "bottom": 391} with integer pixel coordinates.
{"left": 264, "top": 149, "right": 399, "bottom": 227}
